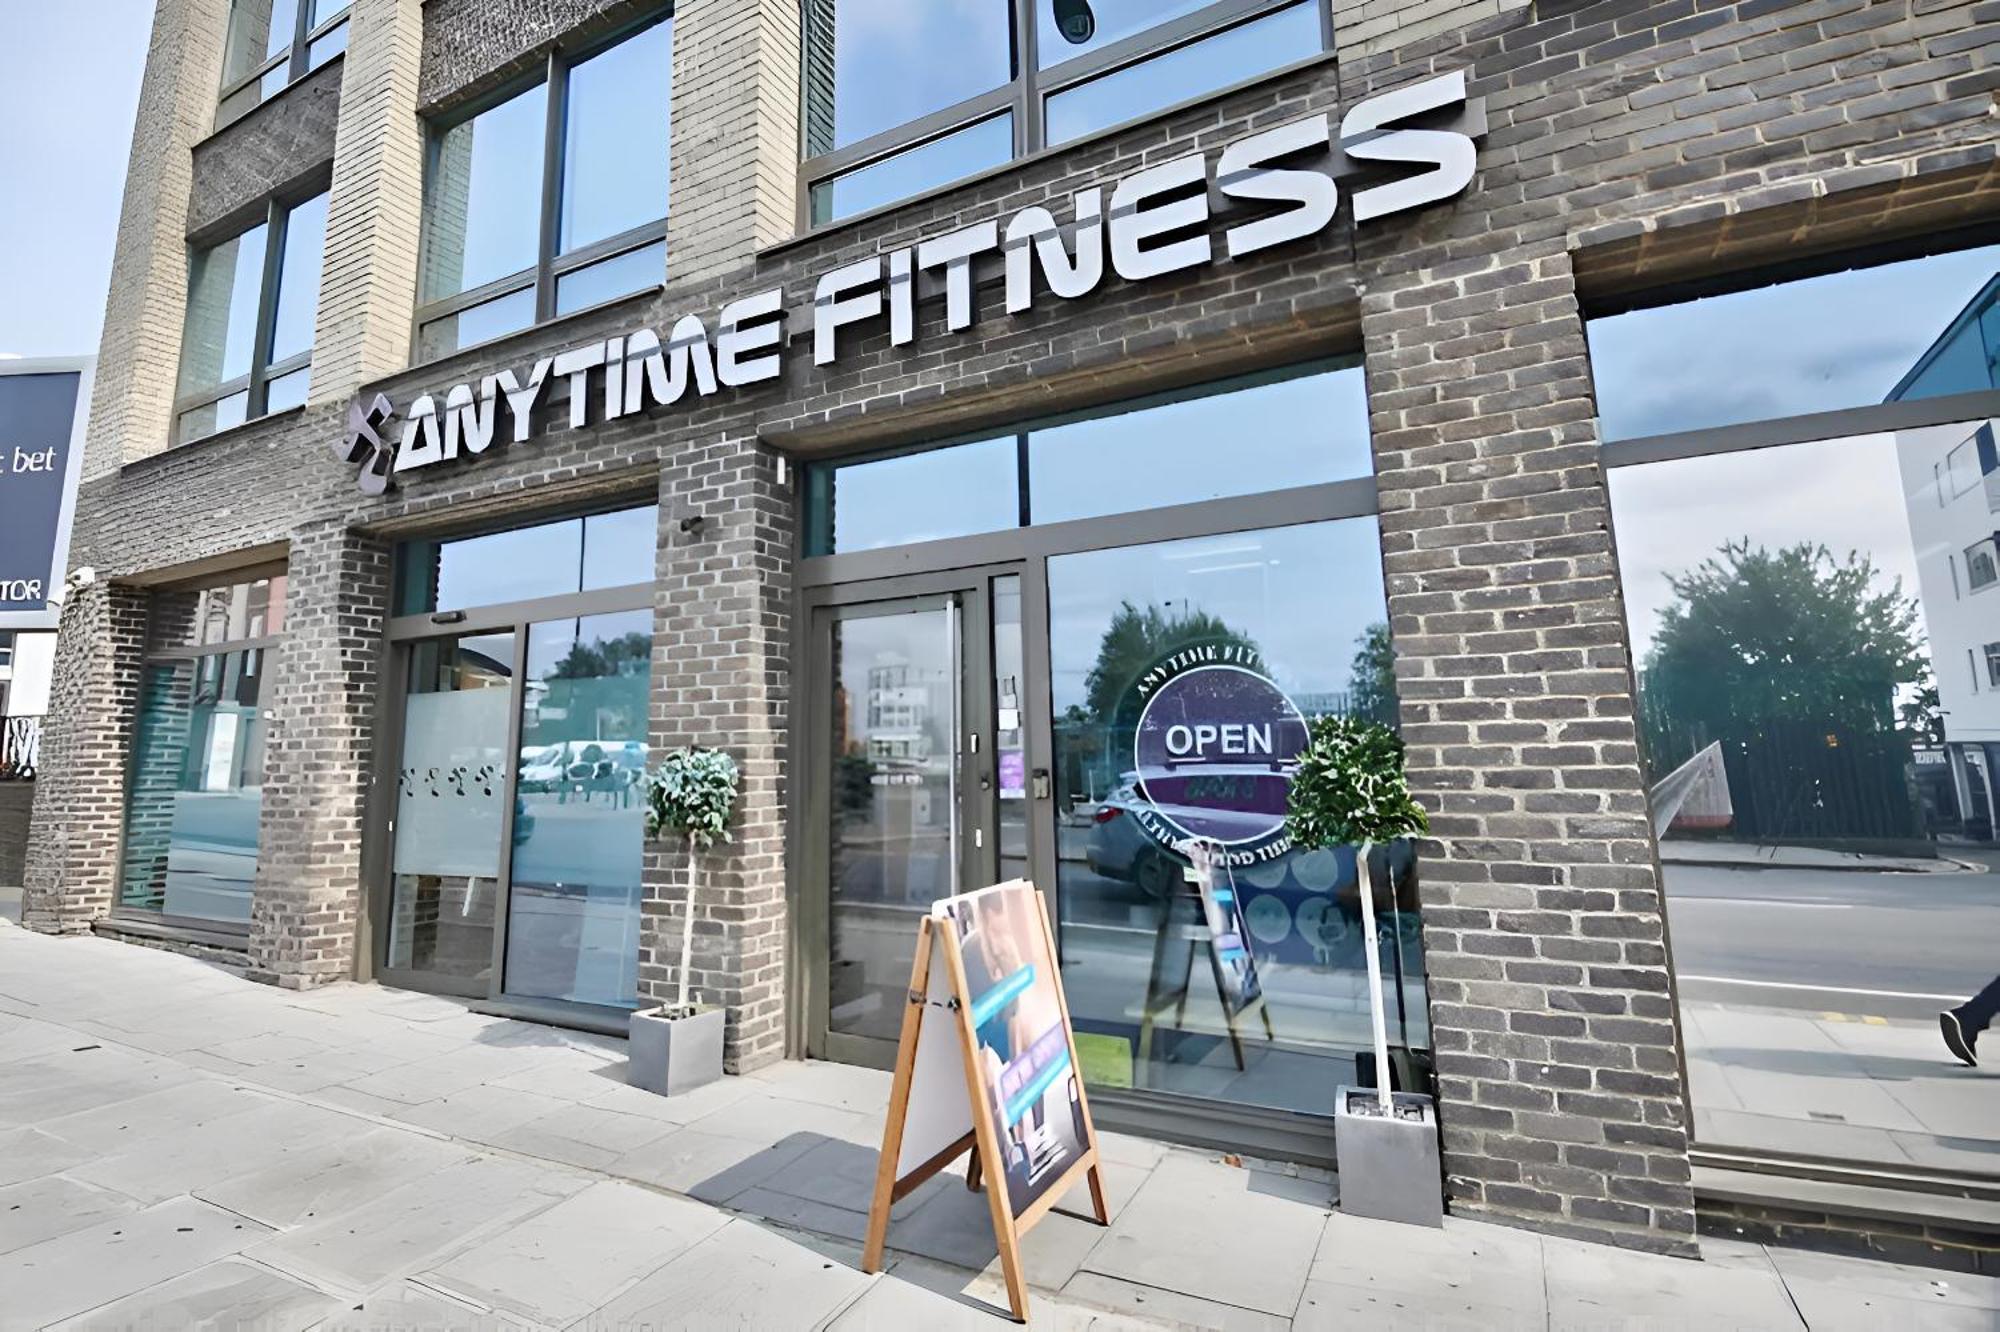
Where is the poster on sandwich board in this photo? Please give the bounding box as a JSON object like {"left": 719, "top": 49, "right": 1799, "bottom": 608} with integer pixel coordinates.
{"left": 861, "top": 881, "right": 1107, "bottom": 1323}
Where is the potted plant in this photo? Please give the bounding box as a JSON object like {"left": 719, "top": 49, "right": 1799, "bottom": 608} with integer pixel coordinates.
{"left": 629, "top": 745, "right": 739, "bottom": 1097}
{"left": 1286, "top": 714, "right": 1441, "bottom": 1227}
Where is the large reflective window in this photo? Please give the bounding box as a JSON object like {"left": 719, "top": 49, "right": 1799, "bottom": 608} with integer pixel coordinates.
{"left": 809, "top": 115, "right": 1015, "bottom": 227}
{"left": 119, "top": 576, "right": 287, "bottom": 924}
{"left": 396, "top": 504, "right": 659, "bottom": 616}
{"left": 505, "top": 610, "right": 651, "bottom": 1007}
{"left": 221, "top": 0, "right": 298, "bottom": 88}
{"left": 802, "top": 0, "right": 1014, "bottom": 154}
{"left": 421, "top": 85, "right": 549, "bottom": 304}
{"left": 1045, "top": 2, "right": 1319, "bottom": 146}
{"left": 560, "top": 18, "right": 674, "bottom": 254}
{"left": 1610, "top": 421, "right": 2000, "bottom": 1172}
{"left": 1028, "top": 362, "right": 1369, "bottom": 524}
{"left": 179, "top": 223, "right": 269, "bottom": 397}
{"left": 269, "top": 191, "right": 327, "bottom": 365}
{"left": 1049, "top": 519, "right": 1421, "bottom": 1116}
{"left": 803, "top": 363, "right": 1372, "bottom": 556}
{"left": 218, "top": 0, "right": 350, "bottom": 124}
{"left": 1588, "top": 244, "right": 2000, "bottom": 441}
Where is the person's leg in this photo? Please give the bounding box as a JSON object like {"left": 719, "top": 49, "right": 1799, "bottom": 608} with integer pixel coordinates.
{"left": 1960, "top": 973, "right": 2000, "bottom": 1034}
{"left": 1941, "top": 973, "right": 2000, "bottom": 1066}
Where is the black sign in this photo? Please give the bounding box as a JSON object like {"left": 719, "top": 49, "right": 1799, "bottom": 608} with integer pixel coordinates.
{"left": 0, "top": 367, "right": 86, "bottom": 627}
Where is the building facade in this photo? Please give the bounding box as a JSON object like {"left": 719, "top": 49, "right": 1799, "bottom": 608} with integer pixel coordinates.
{"left": 27, "top": 0, "right": 2000, "bottom": 1266}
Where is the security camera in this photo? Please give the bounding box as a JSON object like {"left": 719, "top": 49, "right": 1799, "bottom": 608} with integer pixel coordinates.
{"left": 1053, "top": 0, "right": 1095, "bottom": 43}
{"left": 67, "top": 567, "right": 96, "bottom": 589}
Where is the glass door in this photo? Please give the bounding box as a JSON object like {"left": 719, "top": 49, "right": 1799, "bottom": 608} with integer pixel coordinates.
{"left": 804, "top": 566, "right": 1029, "bottom": 1066}
{"left": 381, "top": 631, "right": 518, "bottom": 997}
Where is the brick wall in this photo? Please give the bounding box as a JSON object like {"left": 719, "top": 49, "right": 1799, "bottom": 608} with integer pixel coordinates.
{"left": 0, "top": 783, "right": 32, "bottom": 888}
{"left": 248, "top": 522, "right": 391, "bottom": 987}
{"left": 1335, "top": 0, "right": 1531, "bottom": 55}
{"left": 83, "top": 0, "right": 233, "bottom": 481}
{"left": 25, "top": 582, "right": 149, "bottom": 932}
{"left": 187, "top": 56, "right": 343, "bottom": 239}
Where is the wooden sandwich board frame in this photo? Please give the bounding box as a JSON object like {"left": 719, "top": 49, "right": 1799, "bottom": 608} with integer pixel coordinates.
{"left": 861, "top": 883, "right": 1109, "bottom": 1323}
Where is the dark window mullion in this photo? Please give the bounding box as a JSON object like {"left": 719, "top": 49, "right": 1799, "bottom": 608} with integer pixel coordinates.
{"left": 247, "top": 198, "right": 289, "bottom": 419}
{"left": 290, "top": 0, "right": 314, "bottom": 82}
{"left": 536, "top": 51, "right": 567, "bottom": 324}
{"left": 1015, "top": 0, "right": 1043, "bottom": 155}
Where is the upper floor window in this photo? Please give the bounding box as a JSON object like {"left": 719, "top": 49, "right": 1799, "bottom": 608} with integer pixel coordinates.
{"left": 1586, "top": 242, "right": 2000, "bottom": 442}
{"left": 0, "top": 632, "right": 13, "bottom": 670}
{"left": 1967, "top": 536, "right": 1998, "bottom": 593}
{"left": 176, "top": 189, "right": 329, "bottom": 446}
{"left": 218, "top": 0, "right": 351, "bottom": 126}
{"left": 415, "top": 13, "right": 673, "bottom": 363}
{"left": 802, "top": 0, "right": 1326, "bottom": 227}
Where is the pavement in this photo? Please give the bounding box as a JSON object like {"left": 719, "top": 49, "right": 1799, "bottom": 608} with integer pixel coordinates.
{"left": 4, "top": 922, "right": 2000, "bottom": 1329}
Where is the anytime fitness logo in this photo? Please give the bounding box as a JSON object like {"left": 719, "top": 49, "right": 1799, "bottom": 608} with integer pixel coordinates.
{"left": 1129, "top": 643, "right": 1308, "bottom": 866}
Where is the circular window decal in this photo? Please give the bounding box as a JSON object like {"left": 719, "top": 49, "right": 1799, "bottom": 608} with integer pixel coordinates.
{"left": 1131, "top": 660, "right": 1309, "bottom": 850}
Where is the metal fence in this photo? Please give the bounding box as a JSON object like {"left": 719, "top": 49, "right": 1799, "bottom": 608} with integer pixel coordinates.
{"left": 0, "top": 716, "right": 40, "bottom": 781}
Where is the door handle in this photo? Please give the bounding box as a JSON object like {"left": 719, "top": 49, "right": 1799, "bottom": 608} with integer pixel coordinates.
{"left": 1031, "top": 768, "right": 1051, "bottom": 800}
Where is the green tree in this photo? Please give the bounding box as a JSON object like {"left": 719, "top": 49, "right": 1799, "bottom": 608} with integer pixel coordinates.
{"left": 1083, "top": 601, "right": 1257, "bottom": 721}
{"left": 550, "top": 631, "right": 652, "bottom": 681}
{"left": 1643, "top": 540, "right": 1926, "bottom": 754}
{"left": 1347, "top": 622, "right": 1398, "bottom": 727}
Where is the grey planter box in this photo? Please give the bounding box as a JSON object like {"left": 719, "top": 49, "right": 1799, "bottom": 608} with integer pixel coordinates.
{"left": 628, "top": 1005, "right": 725, "bottom": 1098}
{"left": 1334, "top": 1085, "right": 1444, "bottom": 1228}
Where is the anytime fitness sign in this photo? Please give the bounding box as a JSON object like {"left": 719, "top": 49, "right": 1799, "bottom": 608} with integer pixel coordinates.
{"left": 1130, "top": 643, "right": 1309, "bottom": 866}
{"left": 340, "top": 71, "right": 1485, "bottom": 493}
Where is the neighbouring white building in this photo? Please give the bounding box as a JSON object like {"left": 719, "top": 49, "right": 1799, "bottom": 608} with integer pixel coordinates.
{"left": 1893, "top": 275, "right": 2000, "bottom": 838}
{"left": 0, "top": 630, "right": 56, "bottom": 719}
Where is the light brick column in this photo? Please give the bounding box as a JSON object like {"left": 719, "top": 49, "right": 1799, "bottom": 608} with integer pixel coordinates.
{"left": 23, "top": 583, "right": 149, "bottom": 932}
{"left": 665, "top": 0, "right": 802, "bottom": 282}
{"left": 247, "top": 522, "right": 392, "bottom": 987}
{"left": 643, "top": 437, "right": 792, "bottom": 1071}
{"left": 309, "top": 0, "right": 427, "bottom": 401}
{"left": 1362, "top": 242, "right": 1697, "bottom": 1255}
{"left": 83, "top": 0, "right": 232, "bottom": 478}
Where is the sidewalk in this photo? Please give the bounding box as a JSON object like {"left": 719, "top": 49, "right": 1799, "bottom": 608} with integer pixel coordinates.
{"left": 2, "top": 924, "right": 1996, "bottom": 1330}
{"left": 1655, "top": 841, "right": 1982, "bottom": 874}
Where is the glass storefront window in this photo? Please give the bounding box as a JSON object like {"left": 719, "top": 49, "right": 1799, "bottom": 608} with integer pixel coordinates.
{"left": 396, "top": 504, "right": 658, "bottom": 615}
{"left": 1609, "top": 416, "right": 2000, "bottom": 1173}
{"left": 804, "top": 363, "right": 1370, "bottom": 556}
{"left": 1048, "top": 518, "right": 1422, "bottom": 1115}
{"left": 505, "top": 609, "right": 651, "bottom": 1007}
{"left": 1587, "top": 243, "right": 2000, "bottom": 441}
{"left": 119, "top": 575, "right": 286, "bottom": 924}
{"left": 1044, "top": 2, "right": 1319, "bottom": 146}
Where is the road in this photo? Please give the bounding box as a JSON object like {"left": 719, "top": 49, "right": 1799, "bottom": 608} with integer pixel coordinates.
{"left": 1662, "top": 853, "right": 2000, "bottom": 1019}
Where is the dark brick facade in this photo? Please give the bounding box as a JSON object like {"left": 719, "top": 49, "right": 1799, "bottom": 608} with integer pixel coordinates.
{"left": 36, "top": 0, "right": 2000, "bottom": 1258}
{"left": 188, "top": 55, "right": 343, "bottom": 240}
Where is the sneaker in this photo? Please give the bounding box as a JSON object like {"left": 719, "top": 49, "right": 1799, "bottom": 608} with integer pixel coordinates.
{"left": 1941, "top": 1010, "right": 1979, "bottom": 1067}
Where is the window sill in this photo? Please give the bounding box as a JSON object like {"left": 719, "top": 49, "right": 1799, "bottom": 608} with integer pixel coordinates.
{"left": 765, "top": 46, "right": 1338, "bottom": 257}
{"left": 120, "top": 404, "right": 309, "bottom": 479}
{"left": 98, "top": 909, "right": 251, "bottom": 953}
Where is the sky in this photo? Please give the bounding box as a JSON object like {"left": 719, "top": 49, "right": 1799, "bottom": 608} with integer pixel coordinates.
{"left": 0, "top": 4, "right": 152, "bottom": 360}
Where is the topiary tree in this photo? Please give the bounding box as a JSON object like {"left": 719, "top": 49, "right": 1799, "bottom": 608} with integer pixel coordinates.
{"left": 1286, "top": 714, "right": 1428, "bottom": 1113}
{"left": 642, "top": 746, "right": 740, "bottom": 1018}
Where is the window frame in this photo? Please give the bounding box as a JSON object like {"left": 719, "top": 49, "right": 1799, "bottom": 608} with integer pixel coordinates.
{"left": 411, "top": 9, "right": 675, "bottom": 362}
{"left": 216, "top": 0, "right": 352, "bottom": 128}
{"left": 173, "top": 187, "right": 328, "bottom": 447}
{"left": 796, "top": 0, "right": 1332, "bottom": 230}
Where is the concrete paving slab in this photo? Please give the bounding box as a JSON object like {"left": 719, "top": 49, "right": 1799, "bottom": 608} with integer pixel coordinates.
{"left": 890, "top": 1169, "right": 1112, "bottom": 1292}
{"left": 0, "top": 1195, "right": 275, "bottom": 1329}
{"left": 422, "top": 1180, "right": 727, "bottom": 1326}
{"left": 578, "top": 1218, "right": 872, "bottom": 1330}
{"left": 0, "top": 1125, "right": 93, "bottom": 1188}
{"left": 1780, "top": 1281, "right": 2000, "bottom": 1331}
{"left": 1081, "top": 1151, "right": 1326, "bottom": 1316}
{"left": 72, "top": 1100, "right": 363, "bottom": 1204}
{"left": 746, "top": 1059, "right": 895, "bottom": 1115}
{"left": 202, "top": 1031, "right": 344, "bottom": 1067}
{"left": 1294, "top": 1278, "right": 1546, "bottom": 1331}
{"left": 196, "top": 1127, "right": 474, "bottom": 1230}
{"left": 746, "top": 1135, "right": 945, "bottom": 1220}
{"left": 309, "top": 1281, "right": 544, "bottom": 1332}
{"left": 0, "top": 1174, "right": 141, "bottom": 1255}
{"left": 824, "top": 1266, "right": 1007, "bottom": 1331}
{"left": 388, "top": 1083, "right": 572, "bottom": 1142}
{"left": 0, "top": 1014, "right": 84, "bottom": 1064}
{"left": 575, "top": 1072, "right": 757, "bottom": 1126}
{"left": 607, "top": 1126, "right": 819, "bottom": 1204}
{"left": 0, "top": 1047, "right": 200, "bottom": 1125}
{"left": 682, "top": 1090, "right": 878, "bottom": 1147}
{"left": 1310, "top": 1209, "right": 1546, "bottom": 1320}
{"left": 1542, "top": 1232, "right": 1805, "bottom": 1330}
{"left": 39, "top": 1078, "right": 271, "bottom": 1153}
{"left": 1065, "top": 1271, "right": 1292, "bottom": 1330}
{"left": 47, "top": 1256, "right": 346, "bottom": 1331}
{"left": 727, "top": 1186, "right": 875, "bottom": 1243}
{"left": 1764, "top": 1246, "right": 2000, "bottom": 1312}
{"left": 232, "top": 1047, "right": 415, "bottom": 1095}
{"left": 246, "top": 1155, "right": 586, "bottom": 1296}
